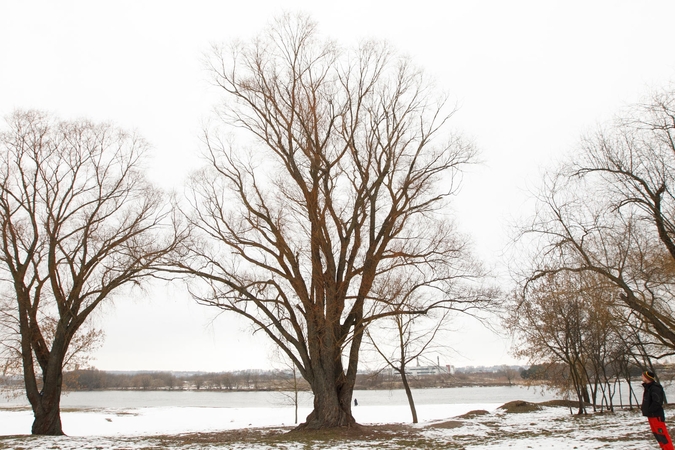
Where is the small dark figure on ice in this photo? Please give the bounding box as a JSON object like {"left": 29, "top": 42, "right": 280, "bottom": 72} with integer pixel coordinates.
{"left": 354, "top": 399, "right": 358, "bottom": 407}
{"left": 642, "top": 370, "right": 674, "bottom": 450}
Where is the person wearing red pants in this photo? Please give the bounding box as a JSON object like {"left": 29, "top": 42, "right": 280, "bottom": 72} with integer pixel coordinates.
{"left": 642, "top": 370, "right": 674, "bottom": 450}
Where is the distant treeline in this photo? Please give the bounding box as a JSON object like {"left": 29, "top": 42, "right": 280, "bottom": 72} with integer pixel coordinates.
{"left": 0, "top": 366, "right": 532, "bottom": 392}
{"left": 60, "top": 369, "right": 308, "bottom": 391}
{"left": 519, "top": 363, "right": 669, "bottom": 381}
{"left": 1, "top": 364, "right": 662, "bottom": 395}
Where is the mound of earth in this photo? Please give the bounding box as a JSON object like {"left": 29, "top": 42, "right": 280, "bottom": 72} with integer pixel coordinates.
{"left": 426, "top": 420, "right": 464, "bottom": 429}
{"left": 457, "top": 409, "right": 490, "bottom": 419}
{"left": 498, "top": 400, "right": 542, "bottom": 413}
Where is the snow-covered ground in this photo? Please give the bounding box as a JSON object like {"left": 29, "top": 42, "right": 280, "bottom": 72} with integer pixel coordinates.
{"left": 0, "top": 401, "right": 660, "bottom": 449}
{"left": 2, "top": 402, "right": 499, "bottom": 436}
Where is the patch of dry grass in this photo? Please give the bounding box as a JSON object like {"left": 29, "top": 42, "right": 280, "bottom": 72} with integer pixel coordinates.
{"left": 150, "top": 424, "right": 448, "bottom": 449}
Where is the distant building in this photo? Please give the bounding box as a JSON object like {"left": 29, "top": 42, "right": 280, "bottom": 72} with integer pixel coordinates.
{"left": 405, "top": 364, "right": 454, "bottom": 377}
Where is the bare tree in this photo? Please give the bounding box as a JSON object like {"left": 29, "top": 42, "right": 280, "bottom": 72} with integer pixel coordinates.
{"left": 277, "top": 362, "right": 302, "bottom": 424}
{"left": 366, "top": 308, "right": 451, "bottom": 424}
{"left": 0, "top": 110, "right": 182, "bottom": 435}
{"left": 270, "top": 347, "right": 309, "bottom": 424}
{"left": 520, "top": 86, "right": 675, "bottom": 351}
{"left": 508, "top": 272, "right": 591, "bottom": 414}
{"left": 511, "top": 88, "right": 675, "bottom": 408}
{"left": 502, "top": 366, "right": 519, "bottom": 387}
{"left": 177, "top": 14, "right": 492, "bottom": 429}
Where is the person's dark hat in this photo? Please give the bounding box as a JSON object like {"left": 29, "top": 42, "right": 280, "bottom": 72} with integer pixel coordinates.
{"left": 644, "top": 370, "right": 657, "bottom": 381}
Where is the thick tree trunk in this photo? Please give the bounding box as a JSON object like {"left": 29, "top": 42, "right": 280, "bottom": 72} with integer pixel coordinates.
{"left": 29, "top": 370, "right": 65, "bottom": 435}
{"left": 295, "top": 342, "right": 357, "bottom": 430}
{"left": 31, "top": 392, "right": 64, "bottom": 435}
{"left": 294, "top": 289, "right": 362, "bottom": 430}
{"left": 298, "top": 377, "right": 356, "bottom": 429}
{"left": 23, "top": 346, "right": 66, "bottom": 435}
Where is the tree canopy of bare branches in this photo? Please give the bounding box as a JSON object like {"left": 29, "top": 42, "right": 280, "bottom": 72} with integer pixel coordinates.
{"left": 517, "top": 86, "right": 675, "bottom": 352}
{"left": 0, "top": 110, "right": 183, "bottom": 435}
{"left": 510, "top": 87, "right": 675, "bottom": 414}
{"left": 178, "top": 14, "right": 493, "bottom": 429}
{"left": 507, "top": 271, "right": 627, "bottom": 413}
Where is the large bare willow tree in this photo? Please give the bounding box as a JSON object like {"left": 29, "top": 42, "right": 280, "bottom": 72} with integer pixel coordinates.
{"left": 0, "top": 110, "right": 183, "bottom": 435}
{"left": 179, "top": 15, "right": 492, "bottom": 429}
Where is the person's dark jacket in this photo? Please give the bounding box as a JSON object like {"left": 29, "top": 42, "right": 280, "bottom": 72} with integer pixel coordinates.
{"left": 643, "top": 381, "right": 666, "bottom": 421}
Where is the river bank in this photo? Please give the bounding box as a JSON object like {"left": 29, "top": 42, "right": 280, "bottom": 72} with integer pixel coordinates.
{"left": 0, "top": 400, "right": 657, "bottom": 449}
{"left": 2, "top": 385, "right": 667, "bottom": 448}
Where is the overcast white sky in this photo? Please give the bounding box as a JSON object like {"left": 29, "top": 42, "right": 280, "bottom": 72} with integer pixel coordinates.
{"left": 1, "top": 1, "right": 674, "bottom": 372}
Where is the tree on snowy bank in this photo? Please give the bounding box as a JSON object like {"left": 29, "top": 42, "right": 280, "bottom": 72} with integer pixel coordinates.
{"left": 510, "top": 86, "right": 675, "bottom": 413}
{"left": 174, "top": 14, "right": 495, "bottom": 429}
{"left": 0, "top": 111, "right": 184, "bottom": 435}
{"left": 366, "top": 290, "right": 453, "bottom": 424}
{"left": 506, "top": 271, "right": 649, "bottom": 414}
{"left": 521, "top": 86, "right": 675, "bottom": 352}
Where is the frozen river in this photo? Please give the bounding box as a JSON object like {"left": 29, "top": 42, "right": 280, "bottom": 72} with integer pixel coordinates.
{"left": 1, "top": 384, "right": 557, "bottom": 409}
{"left": 0, "top": 385, "right": 556, "bottom": 436}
